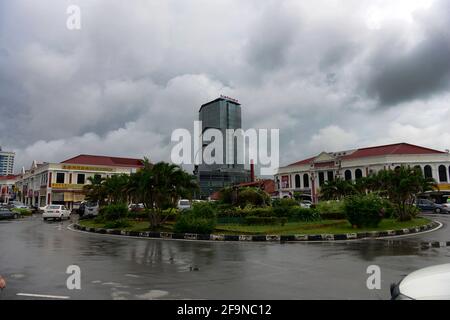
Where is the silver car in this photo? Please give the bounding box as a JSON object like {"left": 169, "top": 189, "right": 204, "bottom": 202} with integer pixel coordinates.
{"left": 391, "top": 264, "right": 450, "bottom": 300}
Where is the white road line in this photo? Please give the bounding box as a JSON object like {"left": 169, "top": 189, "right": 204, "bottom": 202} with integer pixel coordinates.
{"left": 17, "top": 293, "right": 70, "bottom": 299}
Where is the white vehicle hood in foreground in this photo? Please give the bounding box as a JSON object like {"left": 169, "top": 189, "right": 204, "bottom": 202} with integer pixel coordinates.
{"left": 399, "top": 264, "right": 450, "bottom": 300}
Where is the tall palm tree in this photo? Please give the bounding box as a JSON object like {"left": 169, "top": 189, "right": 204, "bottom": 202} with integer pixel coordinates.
{"left": 83, "top": 175, "right": 106, "bottom": 205}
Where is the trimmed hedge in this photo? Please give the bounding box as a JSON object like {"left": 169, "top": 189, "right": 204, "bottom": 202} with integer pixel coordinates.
{"left": 173, "top": 215, "right": 216, "bottom": 234}
{"left": 244, "top": 216, "right": 288, "bottom": 226}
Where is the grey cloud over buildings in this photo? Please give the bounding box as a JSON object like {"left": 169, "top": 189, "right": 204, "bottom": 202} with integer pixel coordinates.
{"left": 0, "top": 0, "right": 449, "bottom": 172}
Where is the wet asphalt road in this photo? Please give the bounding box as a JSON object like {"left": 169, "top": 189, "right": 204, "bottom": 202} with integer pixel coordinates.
{"left": 0, "top": 214, "right": 449, "bottom": 300}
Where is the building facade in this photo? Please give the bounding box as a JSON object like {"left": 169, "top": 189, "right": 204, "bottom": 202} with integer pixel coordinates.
{"left": 275, "top": 143, "right": 450, "bottom": 203}
{"left": 0, "top": 175, "right": 19, "bottom": 203}
{"left": 15, "top": 155, "right": 143, "bottom": 209}
{"left": 195, "top": 96, "right": 250, "bottom": 199}
{"left": 0, "top": 147, "right": 15, "bottom": 175}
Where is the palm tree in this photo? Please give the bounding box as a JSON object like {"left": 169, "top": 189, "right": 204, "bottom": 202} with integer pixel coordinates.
{"left": 375, "top": 166, "right": 437, "bottom": 221}
{"left": 103, "top": 174, "right": 129, "bottom": 204}
{"left": 320, "top": 178, "right": 355, "bottom": 200}
{"left": 83, "top": 175, "right": 106, "bottom": 205}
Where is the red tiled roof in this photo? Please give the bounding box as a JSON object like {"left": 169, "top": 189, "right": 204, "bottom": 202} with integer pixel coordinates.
{"left": 287, "top": 156, "right": 316, "bottom": 167}
{"left": 287, "top": 143, "right": 445, "bottom": 167}
{"left": 61, "top": 155, "right": 144, "bottom": 168}
{"left": 342, "top": 143, "right": 445, "bottom": 160}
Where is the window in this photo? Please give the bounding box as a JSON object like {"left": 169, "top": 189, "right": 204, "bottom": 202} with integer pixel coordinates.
{"left": 77, "top": 174, "right": 85, "bottom": 185}
{"left": 439, "top": 165, "right": 448, "bottom": 182}
{"left": 56, "top": 172, "right": 65, "bottom": 184}
{"left": 295, "top": 175, "right": 301, "bottom": 189}
{"left": 327, "top": 171, "right": 334, "bottom": 182}
{"left": 424, "top": 165, "right": 433, "bottom": 179}
{"left": 303, "top": 174, "right": 309, "bottom": 189}
{"left": 319, "top": 172, "right": 325, "bottom": 186}
{"left": 345, "top": 170, "right": 352, "bottom": 181}
{"left": 355, "top": 169, "right": 363, "bottom": 180}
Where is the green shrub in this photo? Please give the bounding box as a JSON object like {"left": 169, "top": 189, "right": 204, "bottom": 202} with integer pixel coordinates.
{"left": 272, "top": 198, "right": 298, "bottom": 207}
{"left": 288, "top": 207, "right": 321, "bottom": 222}
{"left": 12, "top": 208, "right": 32, "bottom": 216}
{"left": 103, "top": 218, "right": 132, "bottom": 229}
{"left": 100, "top": 204, "right": 129, "bottom": 221}
{"left": 237, "top": 188, "right": 270, "bottom": 208}
{"left": 190, "top": 202, "right": 216, "bottom": 219}
{"left": 173, "top": 214, "right": 216, "bottom": 234}
{"left": 315, "top": 201, "right": 346, "bottom": 220}
{"left": 244, "top": 216, "right": 288, "bottom": 226}
{"left": 344, "top": 194, "right": 385, "bottom": 228}
{"left": 241, "top": 207, "right": 273, "bottom": 217}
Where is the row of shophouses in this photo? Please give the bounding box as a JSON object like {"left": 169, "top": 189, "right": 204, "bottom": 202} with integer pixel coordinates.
{"left": 2, "top": 143, "right": 450, "bottom": 207}
{"left": 275, "top": 143, "right": 450, "bottom": 203}
{"left": 0, "top": 155, "right": 143, "bottom": 209}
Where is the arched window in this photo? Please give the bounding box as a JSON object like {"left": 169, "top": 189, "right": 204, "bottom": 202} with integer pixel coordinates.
{"left": 303, "top": 174, "right": 309, "bottom": 189}
{"left": 355, "top": 169, "right": 363, "bottom": 180}
{"left": 344, "top": 170, "right": 352, "bottom": 181}
{"left": 439, "top": 165, "right": 448, "bottom": 182}
{"left": 295, "top": 174, "right": 301, "bottom": 189}
{"left": 424, "top": 165, "right": 433, "bottom": 179}
{"left": 319, "top": 172, "right": 325, "bottom": 186}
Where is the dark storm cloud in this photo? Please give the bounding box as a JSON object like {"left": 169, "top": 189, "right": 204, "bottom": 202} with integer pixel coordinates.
{"left": 364, "top": 0, "right": 450, "bottom": 106}
{"left": 1, "top": 0, "right": 450, "bottom": 172}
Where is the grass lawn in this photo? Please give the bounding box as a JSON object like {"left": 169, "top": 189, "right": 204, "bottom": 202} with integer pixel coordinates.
{"left": 215, "top": 218, "right": 431, "bottom": 235}
{"left": 79, "top": 217, "right": 431, "bottom": 235}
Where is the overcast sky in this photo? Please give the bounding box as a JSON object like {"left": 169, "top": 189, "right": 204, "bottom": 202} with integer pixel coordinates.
{"left": 1, "top": 0, "right": 450, "bottom": 174}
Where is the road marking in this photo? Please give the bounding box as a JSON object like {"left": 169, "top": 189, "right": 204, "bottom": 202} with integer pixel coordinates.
{"left": 17, "top": 293, "right": 70, "bottom": 299}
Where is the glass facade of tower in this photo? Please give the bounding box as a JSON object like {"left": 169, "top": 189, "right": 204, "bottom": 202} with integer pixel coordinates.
{"left": 196, "top": 97, "right": 250, "bottom": 199}
{"left": 0, "top": 148, "right": 15, "bottom": 175}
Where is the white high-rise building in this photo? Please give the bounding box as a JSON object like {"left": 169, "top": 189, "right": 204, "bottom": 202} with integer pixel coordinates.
{"left": 0, "top": 146, "right": 15, "bottom": 175}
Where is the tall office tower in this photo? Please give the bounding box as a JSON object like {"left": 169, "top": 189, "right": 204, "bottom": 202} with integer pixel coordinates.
{"left": 195, "top": 96, "right": 250, "bottom": 199}
{"left": 0, "top": 147, "right": 15, "bottom": 175}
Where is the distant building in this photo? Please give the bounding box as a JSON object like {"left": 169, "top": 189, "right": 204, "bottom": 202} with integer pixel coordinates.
{"left": 0, "top": 147, "right": 15, "bottom": 175}
{"left": 195, "top": 96, "right": 250, "bottom": 199}
{"left": 15, "top": 155, "right": 143, "bottom": 209}
{"left": 0, "top": 174, "right": 19, "bottom": 203}
{"left": 275, "top": 143, "right": 450, "bottom": 203}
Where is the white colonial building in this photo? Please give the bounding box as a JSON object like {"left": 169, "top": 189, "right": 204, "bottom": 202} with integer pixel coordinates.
{"left": 15, "top": 155, "right": 143, "bottom": 209}
{"left": 275, "top": 143, "right": 450, "bottom": 203}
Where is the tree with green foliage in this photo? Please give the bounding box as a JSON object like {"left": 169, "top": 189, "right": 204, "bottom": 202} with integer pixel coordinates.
{"left": 83, "top": 175, "right": 106, "bottom": 205}
{"left": 320, "top": 178, "right": 356, "bottom": 200}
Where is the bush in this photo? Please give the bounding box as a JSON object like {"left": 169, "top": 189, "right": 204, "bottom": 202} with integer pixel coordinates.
{"left": 237, "top": 188, "right": 270, "bottom": 208}
{"left": 244, "top": 216, "right": 288, "bottom": 226}
{"left": 103, "top": 218, "right": 132, "bottom": 229}
{"left": 100, "top": 204, "right": 129, "bottom": 221}
{"left": 272, "top": 198, "right": 298, "bottom": 208}
{"left": 173, "top": 214, "right": 216, "bottom": 234}
{"left": 344, "top": 194, "right": 385, "bottom": 228}
{"left": 315, "top": 201, "right": 346, "bottom": 220}
{"left": 12, "top": 208, "right": 32, "bottom": 216}
{"left": 288, "top": 207, "right": 321, "bottom": 222}
{"left": 190, "top": 202, "right": 216, "bottom": 219}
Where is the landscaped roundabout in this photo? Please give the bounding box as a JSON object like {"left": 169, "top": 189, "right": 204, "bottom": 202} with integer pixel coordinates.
{"left": 75, "top": 163, "right": 442, "bottom": 243}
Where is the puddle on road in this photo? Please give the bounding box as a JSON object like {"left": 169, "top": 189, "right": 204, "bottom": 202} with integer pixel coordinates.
{"left": 136, "top": 290, "right": 168, "bottom": 300}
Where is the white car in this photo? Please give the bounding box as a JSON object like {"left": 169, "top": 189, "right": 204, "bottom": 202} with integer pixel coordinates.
{"left": 300, "top": 200, "right": 312, "bottom": 209}
{"left": 391, "top": 264, "right": 450, "bottom": 300}
{"left": 177, "top": 199, "right": 192, "bottom": 211}
{"left": 43, "top": 205, "right": 71, "bottom": 221}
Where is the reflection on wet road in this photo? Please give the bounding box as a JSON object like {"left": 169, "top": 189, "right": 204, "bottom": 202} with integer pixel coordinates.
{"left": 0, "top": 215, "right": 449, "bottom": 300}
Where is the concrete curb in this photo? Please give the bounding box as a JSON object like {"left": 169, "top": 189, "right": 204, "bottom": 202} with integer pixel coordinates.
{"left": 72, "top": 220, "right": 440, "bottom": 243}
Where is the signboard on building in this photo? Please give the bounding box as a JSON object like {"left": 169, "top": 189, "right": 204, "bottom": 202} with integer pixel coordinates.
{"left": 51, "top": 183, "right": 84, "bottom": 190}
{"left": 61, "top": 165, "right": 115, "bottom": 172}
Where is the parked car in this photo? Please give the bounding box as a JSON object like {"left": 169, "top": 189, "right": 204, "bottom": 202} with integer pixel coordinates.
{"left": 42, "top": 205, "right": 71, "bottom": 221}
{"left": 300, "top": 200, "right": 312, "bottom": 209}
{"left": 177, "top": 199, "right": 191, "bottom": 210}
{"left": 9, "top": 201, "right": 29, "bottom": 210}
{"left": 415, "top": 199, "right": 448, "bottom": 214}
{"left": 128, "top": 203, "right": 145, "bottom": 212}
{"left": 0, "top": 206, "right": 19, "bottom": 220}
{"left": 391, "top": 264, "right": 450, "bottom": 300}
{"left": 84, "top": 201, "right": 99, "bottom": 217}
